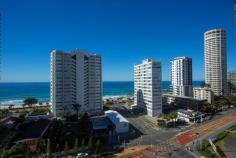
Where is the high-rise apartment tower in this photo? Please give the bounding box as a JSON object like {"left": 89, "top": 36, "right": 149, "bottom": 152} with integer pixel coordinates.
{"left": 171, "top": 56, "right": 193, "bottom": 97}
{"left": 50, "top": 49, "right": 102, "bottom": 117}
{"left": 134, "top": 59, "right": 162, "bottom": 117}
{"left": 204, "top": 29, "right": 227, "bottom": 96}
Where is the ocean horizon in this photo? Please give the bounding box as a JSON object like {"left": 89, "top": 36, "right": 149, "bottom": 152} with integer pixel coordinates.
{"left": 0, "top": 81, "right": 204, "bottom": 106}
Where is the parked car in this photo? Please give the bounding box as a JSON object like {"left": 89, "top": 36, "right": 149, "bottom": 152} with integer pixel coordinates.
{"left": 76, "top": 153, "right": 88, "bottom": 158}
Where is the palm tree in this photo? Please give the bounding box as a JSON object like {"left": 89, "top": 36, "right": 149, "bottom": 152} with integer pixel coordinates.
{"left": 169, "top": 112, "right": 177, "bottom": 128}
{"left": 8, "top": 104, "right": 14, "bottom": 110}
{"left": 80, "top": 138, "right": 86, "bottom": 152}
{"left": 95, "top": 139, "right": 101, "bottom": 154}
{"left": 62, "top": 105, "right": 67, "bottom": 118}
{"left": 73, "top": 138, "right": 79, "bottom": 153}
{"left": 88, "top": 136, "right": 93, "bottom": 149}
{"left": 46, "top": 139, "right": 51, "bottom": 156}
{"left": 72, "top": 104, "right": 81, "bottom": 116}
{"left": 64, "top": 141, "right": 69, "bottom": 155}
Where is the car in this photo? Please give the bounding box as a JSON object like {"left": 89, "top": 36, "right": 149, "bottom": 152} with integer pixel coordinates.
{"left": 76, "top": 153, "right": 88, "bottom": 158}
{"left": 113, "top": 145, "right": 122, "bottom": 150}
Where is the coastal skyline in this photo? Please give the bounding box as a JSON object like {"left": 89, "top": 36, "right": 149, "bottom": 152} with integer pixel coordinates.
{"left": 0, "top": 0, "right": 235, "bottom": 82}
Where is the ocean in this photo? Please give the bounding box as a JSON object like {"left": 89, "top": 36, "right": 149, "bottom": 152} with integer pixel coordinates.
{"left": 0, "top": 81, "right": 204, "bottom": 106}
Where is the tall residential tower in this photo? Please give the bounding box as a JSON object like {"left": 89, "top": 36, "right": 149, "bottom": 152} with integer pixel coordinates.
{"left": 134, "top": 59, "right": 162, "bottom": 117}
{"left": 171, "top": 57, "right": 193, "bottom": 97}
{"left": 227, "top": 71, "right": 236, "bottom": 96}
{"left": 50, "top": 49, "right": 102, "bottom": 117}
{"left": 204, "top": 29, "right": 227, "bottom": 96}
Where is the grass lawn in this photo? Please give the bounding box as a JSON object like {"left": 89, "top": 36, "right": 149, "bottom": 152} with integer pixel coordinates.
{"left": 142, "top": 119, "right": 158, "bottom": 128}
{"left": 228, "top": 130, "right": 236, "bottom": 138}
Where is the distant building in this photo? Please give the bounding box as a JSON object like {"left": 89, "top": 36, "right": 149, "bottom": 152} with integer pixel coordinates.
{"left": 227, "top": 71, "right": 236, "bottom": 96}
{"left": 163, "top": 94, "right": 204, "bottom": 111}
{"left": 193, "top": 87, "right": 214, "bottom": 104}
{"left": 171, "top": 57, "right": 193, "bottom": 97}
{"left": 204, "top": 29, "right": 227, "bottom": 96}
{"left": 134, "top": 59, "right": 162, "bottom": 117}
{"left": 105, "top": 110, "right": 129, "bottom": 134}
{"left": 177, "top": 109, "right": 204, "bottom": 123}
{"left": 50, "top": 49, "right": 102, "bottom": 117}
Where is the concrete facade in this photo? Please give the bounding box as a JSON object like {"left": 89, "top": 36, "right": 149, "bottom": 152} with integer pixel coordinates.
{"left": 134, "top": 59, "right": 162, "bottom": 117}
{"left": 227, "top": 71, "right": 236, "bottom": 96}
{"left": 163, "top": 94, "right": 205, "bottom": 111}
{"left": 193, "top": 87, "right": 214, "bottom": 104}
{"left": 171, "top": 57, "right": 193, "bottom": 97}
{"left": 204, "top": 29, "right": 227, "bottom": 96}
{"left": 50, "top": 49, "right": 102, "bottom": 117}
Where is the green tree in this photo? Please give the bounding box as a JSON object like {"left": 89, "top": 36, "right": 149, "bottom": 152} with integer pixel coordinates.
{"left": 169, "top": 112, "right": 177, "bottom": 127}
{"left": 8, "top": 104, "right": 14, "bottom": 110}
{"left": 200, "top": 102, "right": 214, "bottom": 113}
{"left": 88, "top": 136, "right": 93, "bottom": 149}
{"left": 73, "top": 138, "right": 79, "bottom": 153}
{"left": 79, "top": 113, "right": 91, "bottom": 135}
{"left": 23, "top": 97, "right": 38, "bottom": 106}
{"left": 46, "top": 139, "right": 51, "bottom": 155}
{"left": 80, "top": 138, "right": 86, "bottom": 152}
{"left": 24, "top": 147, "right": 30, "bottom": 158}
{"left": 73, "top": 104, "right": 81, "bottom": 116}
{"left": 1, "top": 148, "right": 5, "bottom": 158}
{"left": 64, "top": 141, "right": 69, "bottom": 155}
{"left": 62, "top": 105, "right": 68, "bottom": 118}
{"left": 55, "top": 144, "right": 60, "bottom": 152}
{"left": 95, "top": 139, "right": 101, "bottom": 154}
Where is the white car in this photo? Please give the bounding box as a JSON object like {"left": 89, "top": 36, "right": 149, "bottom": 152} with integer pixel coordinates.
{"left": 76, "top": 153, "right": 88, "bottom": 158}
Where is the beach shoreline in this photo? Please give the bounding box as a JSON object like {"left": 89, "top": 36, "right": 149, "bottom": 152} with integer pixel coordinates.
{"left": 0, "top": 95, "right": 134, "bottom": 108}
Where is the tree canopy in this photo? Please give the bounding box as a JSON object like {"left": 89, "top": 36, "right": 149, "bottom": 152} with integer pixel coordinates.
{"left": 23, "top": 97, "right": 38, "bottom": 106}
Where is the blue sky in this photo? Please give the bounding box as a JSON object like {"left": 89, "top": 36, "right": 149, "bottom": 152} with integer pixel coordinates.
{"left": 0, "top": 0, "right": 235, "bottom": 82}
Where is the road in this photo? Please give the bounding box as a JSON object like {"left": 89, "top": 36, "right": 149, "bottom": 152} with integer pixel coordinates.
{"left": 116, "top": 106, "right": 236, "bottom": 158}
{"left": 176, "top": 110, "right": 236, "bottom": 145}
{"left": 116, "top": 107, "right": 195, "bottom": 158}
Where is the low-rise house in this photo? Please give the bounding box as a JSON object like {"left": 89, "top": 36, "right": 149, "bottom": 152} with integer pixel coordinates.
{"left": 177, "top": 109, "right": 204, "bottom": 123}
{"left": 163, "top": 94, "right": 205, "bottom": 111}
{"left": 105, "top": 110, "right": 129, "bottom": 134}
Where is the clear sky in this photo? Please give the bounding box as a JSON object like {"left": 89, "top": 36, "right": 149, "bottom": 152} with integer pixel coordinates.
{"left": 0, "top": 0, "right": 235, "bottom": 82}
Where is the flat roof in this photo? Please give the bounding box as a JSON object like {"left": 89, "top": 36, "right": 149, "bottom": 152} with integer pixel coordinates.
{"left": 177, "top": 109, "right": 203, "bottom": 116}
{"left": 91, "top": 116, "right": 112, "bottom": 130}
{"left": 163, "top": 94, "right": 205, "bottom": 101}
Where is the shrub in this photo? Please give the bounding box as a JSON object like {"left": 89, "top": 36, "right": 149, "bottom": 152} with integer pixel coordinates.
{"left": 214, "top": 131, "right": 229, "bottom": 142}
{"left": 216, "top": 145, "right": 226, "bottom": 158}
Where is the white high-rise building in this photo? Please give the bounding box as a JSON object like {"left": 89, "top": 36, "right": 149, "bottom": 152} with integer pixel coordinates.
{"left": 134, "top": 59, "right": 162, "bottom": 117}
{"left": 204, "top": 29, "right": 227, "bottom": 96}
{"left": 171, "top": 57, "right": 193, "bottom": 97}
{"left": 50, "top": 49, "right": 102, "bottom": 117}
{"left": 227, "top": 71, "right": 236, "bottom": 96}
